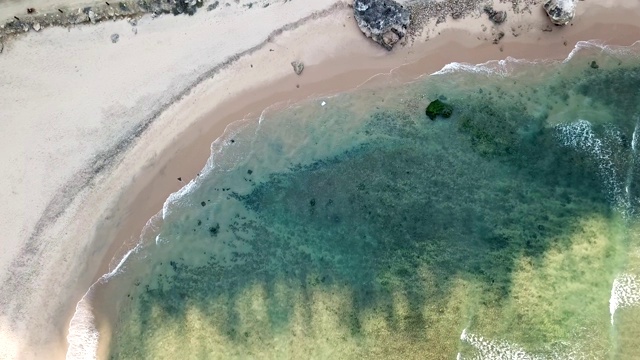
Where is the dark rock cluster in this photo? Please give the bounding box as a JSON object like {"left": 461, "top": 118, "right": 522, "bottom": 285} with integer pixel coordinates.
{"left": 483, "top": 5, "right": 506, "bottom": 25}
{"left": 0, "top": 0, "right": 204, "bottom": 40}
{"left": 353, "top": 0, "right": 410, "bottom": 51}
{"left": 425, "top": 99, "right": 453, "bottom": 120}
{"left": 543, "top": 0, "right": 575, "bottom": 25}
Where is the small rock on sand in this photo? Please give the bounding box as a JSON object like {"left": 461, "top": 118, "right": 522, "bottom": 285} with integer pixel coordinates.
{"left": 111, "top": 33, "right": 119, "bottom": 43}
{"left": 32, "top": 23, "right": 41, "bottom": 31}
{"left": 291, "top": 61, "right": 304, "bottom": 75}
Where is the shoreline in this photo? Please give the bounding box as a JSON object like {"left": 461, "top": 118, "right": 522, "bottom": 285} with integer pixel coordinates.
{"left": 1, "top": 0, "right": 640, "bottom": 358}
{"left": 89, "top": 2, "right": 640, "bottom": 356}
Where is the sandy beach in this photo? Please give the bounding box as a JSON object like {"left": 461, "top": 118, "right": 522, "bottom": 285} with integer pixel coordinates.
{"left": 1, "top": 0, "right": 640, "bottom": 358}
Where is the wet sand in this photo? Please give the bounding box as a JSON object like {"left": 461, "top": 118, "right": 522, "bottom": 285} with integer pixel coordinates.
{"left": 1, "top": 0, "right": 640, "bottom": 358}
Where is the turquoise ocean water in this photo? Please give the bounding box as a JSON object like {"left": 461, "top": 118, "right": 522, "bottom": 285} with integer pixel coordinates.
{"left": 69, "top": 41, "right": 640, "bottom": 359}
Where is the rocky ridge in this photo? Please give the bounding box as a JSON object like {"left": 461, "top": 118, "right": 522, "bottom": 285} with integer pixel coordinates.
{"left": 0, "top": 0, "right": 202, "bottom": 40}
{"left": 353, "top": 0, "right": 411, "bottom": 50}
{"left": 0, "top": 0, "right": 277, "bottom": 50}
{"left": 1, "top": 0, "right": 580, "bottom": 55}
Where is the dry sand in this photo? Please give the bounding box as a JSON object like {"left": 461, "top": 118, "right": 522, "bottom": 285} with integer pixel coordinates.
{"left": 0, "top": 0, "right": 639, "bottom": 358}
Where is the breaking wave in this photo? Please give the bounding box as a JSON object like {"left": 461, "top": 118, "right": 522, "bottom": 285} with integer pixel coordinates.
{"left": 610, "top": 273, "right": 640, "bottom": 325}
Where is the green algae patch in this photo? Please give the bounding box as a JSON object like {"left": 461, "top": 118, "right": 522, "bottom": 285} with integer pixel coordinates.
{"left": 425, "top": 99, "right": 453, "bottom": 120}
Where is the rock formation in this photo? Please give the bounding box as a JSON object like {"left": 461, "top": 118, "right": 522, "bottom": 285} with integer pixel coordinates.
{"left": 425, "top": 99, "right": 453, "bottom": 120}
{"left": 353, "top": 0, "right": 410, "bottom": 51}
{"left": 0, "top": 0, "right": 204, "bottom": 39}
{"left": 483, "top": 6, "right": 506, "bottom": 25}
{"left": 543, "top": 0, "right": 575, "bottom": 25}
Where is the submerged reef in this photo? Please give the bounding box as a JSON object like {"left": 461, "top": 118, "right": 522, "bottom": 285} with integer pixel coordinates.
{"left": 109, "top": 53, "right": 640, "bottom": 359}
{"left": 425, "top": 99, "right": 453, "bottom": 120}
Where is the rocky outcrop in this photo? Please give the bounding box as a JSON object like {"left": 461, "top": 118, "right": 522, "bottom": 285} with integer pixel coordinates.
{"left": 425, "top": 99, "right": 453, "bottom": 120}
{"left": 353, "top": 0, "right": 410, "bottom": 51}
{"left": 483, "top": 6, "right": 506, "bottom": 25}
{"left": 0, "top": 0, "right": 203, "bottom": 39}
{"left": 543, "top": 0, "right": 575, "bottom": 25}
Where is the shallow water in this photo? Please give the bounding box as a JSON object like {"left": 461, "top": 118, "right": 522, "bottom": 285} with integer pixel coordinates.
{"left": 74, "top": 41, "right": 640, "bottom": 359}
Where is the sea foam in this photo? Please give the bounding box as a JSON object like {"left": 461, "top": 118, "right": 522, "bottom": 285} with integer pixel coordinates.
{"left": 66, "top": 244, "right": 141, "bottom": 360}
{"left": 459, "top": 328, "right": 581, "bottom": 360}
{"left": 610, "top": 273, "right": 640, "bottom": 325}
{"left": 564, "top": 40, "right": 640, "bottom": 63}
{"left": 554, "top": 119, "right": 627, "bottom": 213}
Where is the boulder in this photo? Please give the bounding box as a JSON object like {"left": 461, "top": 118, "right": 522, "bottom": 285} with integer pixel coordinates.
{"left": 353, "top": 0, "right": 410, "bottom": 51}
{"left": 543, "top": 0, "right": 575, "bottom": 25}
{"left": 110, "top": 33, "right": 119, "bottom": 43}
{"left": 425, "top": 99, "right": 453, "bottom": 120}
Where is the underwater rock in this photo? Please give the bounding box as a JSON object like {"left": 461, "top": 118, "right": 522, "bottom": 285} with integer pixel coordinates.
{"left": 291, "top": 61, "right": 304, "bottom": 75}
{"left": 425, "top": 99, "right": 453, "bottom": 120}
{"left": 590, "top": 60, "right": 599, "bottom": 69}
{"left": 543, "top": 0, "right": 575, "bottom": 25}
{"left": 353, "top": 0, "right": 410, "bottom": 51}
{"left": 483, "top": 6, "right": 506, "bottom": 25}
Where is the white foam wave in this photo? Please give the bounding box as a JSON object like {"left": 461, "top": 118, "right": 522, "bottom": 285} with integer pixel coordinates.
{"left": 431, "top": 54, "right": 561, "bottom": 77}
{"left": 610, "top": 273, "right": 640, "bottom": 325}
{"left": 162, "top": 178, "right": 199, "bottom": 220}
{"left": 554, "top": 119, "right": 627, "bottom": 212}
{"left": 460, "top": 328, "right": 543, "bottom": 360}
{"left": 66, "top": 244, "right": 141, "bottom": 360}
{"left": 431, "top": 57, "right": 536, "bottom": 77}
{"left": 459, "top": 328, "right": 581, "bottom": 360}
{"left": 433, "top": 40, "right": 640, "bottom": 78}
{"left": 632, "top": 121, "right": 639, "bottom": 153}
{"left": 564, "top": 40, "right": 640, "bottom": 63}
{"left": 161, "top": 121, "right": 247, "bottom": 220}
{"left": 66, "top": 296, "right": 98, "bottom": 360}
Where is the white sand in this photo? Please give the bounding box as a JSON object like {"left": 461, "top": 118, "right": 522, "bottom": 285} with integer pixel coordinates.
{"left": 0, "top": 1, "right": 376, "bottom": 357}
